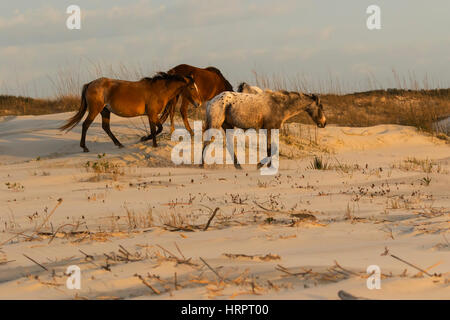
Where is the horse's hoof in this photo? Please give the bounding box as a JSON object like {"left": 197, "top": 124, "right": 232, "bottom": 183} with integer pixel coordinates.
{"left": 257, "top": 163, "right": 264, "bottom": 169}
{"left": 118, "top": 144, "right": 125, "bottom": 149}
{"left": 82, "top": 147, "right": 89, "bottom": 153}
{"left": 234, "top": 164, "right": 243, "bottom": 170}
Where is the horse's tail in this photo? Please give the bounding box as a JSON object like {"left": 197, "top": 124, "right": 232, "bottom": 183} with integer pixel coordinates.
{"left": 59, "top": 81, "right": 91, "bottom": 132}
{"left": 206, "top": 67, "right": 233, "bottom": 92}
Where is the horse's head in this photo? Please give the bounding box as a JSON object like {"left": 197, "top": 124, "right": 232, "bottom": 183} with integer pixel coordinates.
{"left": 181, "top": 75, "right": 202, "bottom": 108}
{"left": 238, "top": 82, "right": 264, "bottom": 94}
{"left": 304, "top": 94, "right": 327, "bottom": 128}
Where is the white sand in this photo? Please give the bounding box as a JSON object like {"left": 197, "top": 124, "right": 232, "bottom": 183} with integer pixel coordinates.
{"left": 0, "top": 112, "right": 449, "bottom": 300}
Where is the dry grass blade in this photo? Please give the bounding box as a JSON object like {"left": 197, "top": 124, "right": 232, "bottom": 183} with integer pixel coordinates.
{"left": 0, "top": 251, "right": 14, "bottom": 265}
{"left": 23, "top": 254, "right": 48, "bottom": 271}
{"left": 31, "top": 198, "right": 63, "bottom": 238}
{"left": 156, "top": 244, "right": 178, "bottom": 259}
{"left": 156, "top": 244, "right": 194, "bottom": 265}
{"left": 415, "top": 261, "right": 443, "bottom": 277}
{"left": 224, "top": 253, "right": 281, "bottom": 262}
{"left": 0, "top": 231, "right": 29, "bottom": 247}
{"left": 333, "top": 260, "right": 363, "bottom": 277}
{"left": 203, "top": 207, "right": 220, "bottom": 231}
{"left": 135, "top": 274, "right": 160, "bottom": 295}
{"left": 174, "top": 242, "right": 186, "bottom": 260}
{"left": 79, "top": 249, "right": 94, "bottom": 261}
{"left": 253, "top": 200, "right": 281, "bottom": 213}
{"left": 48, "top": 223, "right": 86, "bottom": 244}
{"left": 199, "top": 257, "right": 223, "bottom": 282}
{"left": 389, "top": 254, "right": 433, "bottom": 277}
{"left": 275, "top": 264, "right": 311, "bottom": 277}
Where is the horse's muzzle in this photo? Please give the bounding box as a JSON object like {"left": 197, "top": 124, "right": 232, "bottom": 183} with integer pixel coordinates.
{"left": 317, "top": 120, "right": 327, "bottom": 128}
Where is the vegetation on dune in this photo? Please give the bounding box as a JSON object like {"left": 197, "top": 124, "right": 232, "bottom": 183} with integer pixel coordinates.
{"left": 189, "top": 88, "right": 450, "bottom": 136}
{"left": 0, "top": 94, "right": 78, "bottom": 116}
{"left": 1, "top": 65, "right": 449, "bottom": 136}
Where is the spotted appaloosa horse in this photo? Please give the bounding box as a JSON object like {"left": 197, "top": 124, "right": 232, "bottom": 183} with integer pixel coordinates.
{"left": 202, "top": 90, "right": 327, "bottom": 168}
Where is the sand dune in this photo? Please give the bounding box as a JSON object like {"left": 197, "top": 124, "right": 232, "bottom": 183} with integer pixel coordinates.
{"left": 0, "top": 112, "right": 449, "bottom": 299}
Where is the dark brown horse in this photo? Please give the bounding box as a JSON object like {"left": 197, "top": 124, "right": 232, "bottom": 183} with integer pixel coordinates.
{"left": 159, "top": 64, "right": 233, "bottom": 135}
{"left": 60, "top": 73, "right": 202, "bottom": 152}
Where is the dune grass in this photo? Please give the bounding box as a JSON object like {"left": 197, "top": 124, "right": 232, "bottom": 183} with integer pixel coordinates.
{"left": 1, "top": 64, "right": 449, "bottom": 136}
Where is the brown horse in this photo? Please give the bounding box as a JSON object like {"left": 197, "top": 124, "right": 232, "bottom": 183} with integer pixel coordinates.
{"left": 59, "top": 72, "right": 202, "bottom": 152}
{"left": 159, "top": 64, "right": 233, "bottom": 135}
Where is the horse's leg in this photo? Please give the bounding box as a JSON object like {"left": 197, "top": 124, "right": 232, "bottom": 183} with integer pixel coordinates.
{"left": 169, "top": 99, "right": 176, "bottom": 134}
{"left": 80, "top": 111, "right": 99, "bottom": 153}
{"left": 145, "top": 110, "right": 159, "bottom": 148}
{"left": 180, "top": 97, "right": 194, "bottom": 136}
{"left": 200, "top": 139, "right": 211, "bottom": 168}
{"left": 257, "top": 129, "right": 271, "bottom": 169}
{"left": 200, "top": 124, "right": 213, "bottom": 168}
{"left": 141, "top": 121, "right": 163, "bottom": 142}
{"left": 156, "top": 122, "right": 163, "bottom": 136}
{"left": 144, "top": 98, "right": 175, "bottom": 141}
{"left": 100, "top": 108, "right": 124, "bottom": 148}
{"left": 223, "top": 123, "right": 242, "bottom": 170}
{"left": 267, "top": 130, "right": 272, "bottom": 168}
{"left": 149, "top": 122, "right": 158, "bottom": 147}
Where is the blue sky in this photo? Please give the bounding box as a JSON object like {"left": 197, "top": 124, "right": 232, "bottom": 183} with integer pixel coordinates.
{"left": 0, "top": 0, "right": 449, "bottom": 97}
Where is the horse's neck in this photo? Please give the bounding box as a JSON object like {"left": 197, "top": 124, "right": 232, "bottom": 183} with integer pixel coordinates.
{"left": 165, "top": 81, "right": 186, "bottom": 99}
{"left": 281, "top": 99, "right": 310, "bottom": 122}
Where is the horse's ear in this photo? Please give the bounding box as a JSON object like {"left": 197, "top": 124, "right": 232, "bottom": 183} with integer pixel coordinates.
{"left": 310, "top": 94, "right": 320, "bottom": 104}
{"left": 183, "top": 75, "right": 194, "bottom": 83}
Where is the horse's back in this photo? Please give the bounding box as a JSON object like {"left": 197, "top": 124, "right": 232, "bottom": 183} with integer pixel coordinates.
{"left": 168, "top": 64, "right": 232, "bottom": 97}
{"left": 85, "top": 78, "right": 148, "bottom": 116}
{"left": 168, "top": 64, "right": 199, "bottom": 75}
{"left": 88, "top": 77, "right": 141, "bottom": 92}
{"left": 207, "top": 92, "right": 269, "bottom": 129}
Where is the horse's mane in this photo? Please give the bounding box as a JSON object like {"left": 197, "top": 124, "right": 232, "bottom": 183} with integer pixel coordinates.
{"left": 237, "top": 82, "right": 247, "bottom": 93}
{"left": 269, "top": 90, "right": 305, "bottom": 106}
{"left": 206, "top": 67, "right": 233, "bottom": 91}
{"left": 142, "top": 72, "right": 188, "bottom": 84}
